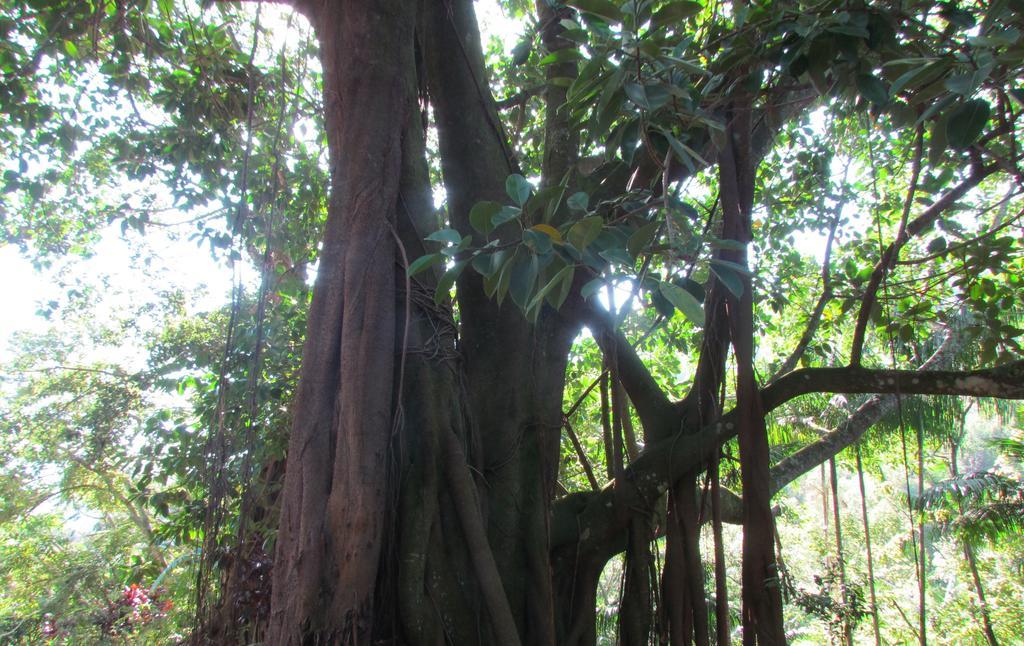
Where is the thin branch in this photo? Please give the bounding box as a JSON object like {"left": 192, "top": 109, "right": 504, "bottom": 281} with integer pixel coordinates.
{"left": 849, "top": 158, "right": 998, "bottom": 365}
{"left": 563, "top": 417, "right": 601, "bottom": 491}
{"left": 771, "top": 204, "right": 841, "bottom": 380}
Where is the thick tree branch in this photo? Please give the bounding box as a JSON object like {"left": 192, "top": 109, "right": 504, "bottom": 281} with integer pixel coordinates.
{"left": 581, "top": 304, "right": 677, "bottom": 438}
{"left": 771, "top": 331, "right": 955, "bottom": 493}
{"left": 552, "top": 358, "right": 1024, "bottom": 558}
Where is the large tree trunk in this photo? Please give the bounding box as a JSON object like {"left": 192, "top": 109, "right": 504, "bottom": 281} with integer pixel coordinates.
{"left": 266, "top": 1, "right": 414, "bottom": 641}
{"left": 264, "top": 1, "right": 577, "bottom": 643}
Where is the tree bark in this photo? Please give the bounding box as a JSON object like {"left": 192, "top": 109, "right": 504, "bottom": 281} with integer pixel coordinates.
{"left": 267, "top": 2, "right": 415, "bottom": 641}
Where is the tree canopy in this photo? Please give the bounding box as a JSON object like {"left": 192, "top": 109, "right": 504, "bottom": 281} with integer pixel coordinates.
{"left": 1, "top": 0, "right": 1023, "bottom": 644}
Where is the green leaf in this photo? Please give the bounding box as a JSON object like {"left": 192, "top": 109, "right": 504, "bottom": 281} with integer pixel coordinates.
{"left": 434, "top": 260, "right": 468, "bottom": 304}
{"left": 622, "top": 82, "right": 669, "bottom": 111}
{"left": 946, "top": 99, "right": 990, "bottom": 148}
{"left": 547, "top": 265, "right": 576, "bottom": 310}
{"left": 471, "top": 252, "right": 495, "bottom": 277}
{"left": 566, "top": 0, "right": 623, "bottom": 23}
{"left": 651, "top": 1, "right": 703, "bottom": 28}
{"left": 567, "top": 191, "right": 590, "bottom": 212}
{"left": 509, "top": 251, "right": 540, "bottom": 309}
{"left": 492, "top": 206, "right": 522, "bottom": 228}
{"left": 659, "top": 281, "right": 704, "bottom": 324}
{"left": 928, "top": 112, "right": 949, "bottom": 165}
{"left": 568, "top": 216, "right": 603, "bottom": 251}
{"left": 710, "top": 257, "right": 752, "bottom": 276}
{"left": 426, "top": 228, "right": 462, "bottom": 245}
{"left": 599, "top": 247, "right": 634, "bottom": 267}
{"left": 526, "top": 185, "right": 566, "bottom": 220}
{"left": 581, "top": 277, "right": 605, "bottom": 300}
{"left": 710, "top": 263, "right": 744, "bottom": 298}
{"left": 469, "top": 201, "right": 502, "bottom": 235}
{"left": 506, "top": 174, "right": 533, "bottom": 206}
{"left": 662, "top": 131, "right": 695, "bottom": 173}
{"left": 527, "top": 265, "right": 575, "bottom": 313}
{"left": 856, "top": 73, "right": 889, "bottom": 106}
{"left": 63, "top": 40, "right": 79, "bottom": 57}
{"left": 539, "top": 49, "right": 583, "bottom": 66}
{"left": 523, "top": 228, "right": 554, "bottom": 255}
{"left": 627, "top": 221, "right": 660, "bottom": 258}
{"left": 943, "top": 73, "right": 975, "bottom": 96}
{"left": 407, "top": 252, "right": 444, "bottom": 277}
{"left": 623, "top": 82, "right": 649, "bottom": 109}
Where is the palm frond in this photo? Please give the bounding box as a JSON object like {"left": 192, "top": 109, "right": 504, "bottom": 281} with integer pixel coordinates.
{"left": 954, "top": 500, "right": 1024, "bottom": 542}
{"left": 990, "top": 436, "right": 1024, "bottom": 463}
{"left": 918, "top": 471, "right": 1023, "bottom": 510}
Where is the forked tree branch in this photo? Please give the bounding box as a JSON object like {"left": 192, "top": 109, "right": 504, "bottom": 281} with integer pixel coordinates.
{"left": 552, "top": 358, "right": 1024, "bottom": 557}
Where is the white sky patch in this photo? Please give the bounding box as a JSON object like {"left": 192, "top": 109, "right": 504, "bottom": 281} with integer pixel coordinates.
{"left": 476, "top": 0, "right": 525, "bottom": 54}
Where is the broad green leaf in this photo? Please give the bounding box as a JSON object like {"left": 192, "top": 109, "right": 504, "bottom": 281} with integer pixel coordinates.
{"left": 531, "top": 223, "right": 563, "bottom": 243}
{"left": 568, "top": 216, "right": 603, "bottom": 250}
{"left": 890, "top": 63, "right": 933, "bottom": 96}
{"left": 525, "top": 185, "right": 565, "bottom": 220}
{"left": 623, "top": 82, "right": 649, "bottom": 109}
{"left": 434, "top": 260, "right": 468, "bottom": 304}
{"left": 567, "top": 191, "right": 590, "bottom": 212}
{"left": 581, "top": 277, "right": 605, "bottom": 300}
{"left": 946, "top": 99, "right": 990, "bottom": 148}
{"left": 509, "top": 251, "right": 540, "bottom": 309}
{"left": 599, "top": 247, "right": 634, "bottom": 267}
{"left": 928, "top": 112, "right": 949, "bottom": 165}
{"left": 506, "top": 174, "right": 533, "bottom": 206}
{"left": 566, "top": 0, "right": 623, "bottom": 23}
{"left": 651, "top": 1, "right": 703, "bottom": 28}
{"left": 471, "top": 252, "right": 495, "bottom": 277}
{"left": 710, "top": 257, "right": 752, "bottom": 276}
{"left": 659, "top": 281, "right": 704, "bottom": 324}
{"left": 627, "top": 221, "right": 660, "bottom": 258}
{"left": 527, "top": 265, "right": 575, "bottom": 313}
{"left": 426, "top": 228, "right": 461, "bottom": 245}
{"left": 710, "top": 263, "right": 744, "bottom": 298}
{"left": 943, "top": 73, "right": 975, "bottom": 96}
{"left": 407, "top": 252, "right": 443, "bottom": 277}
{"left": 523, "top": 229, "right": 554, "bottom": 255}
{"left": 596, "top": 66, "right": 625, "bottom": 116}
{"left": 469, "top": 201, "right": 502, "bottom": 235}
{"left": 856, "top": 73, "right": 889, "bottom": 106}
{"left": 539, "top": 49, "right": 583, "bottom": 66}
{"left": 547, "top": 265, "right": 576, "bottom": 310}
{"left": 492, "top": 205, "right": 522, "bottom": 228}
{"left": 663, "top": 131, "right": 696, "bottom": 173}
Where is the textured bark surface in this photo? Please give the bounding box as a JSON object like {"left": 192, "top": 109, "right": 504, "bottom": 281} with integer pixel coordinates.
{"left": 266, "top": 1, "right": 414, "bottom": 641}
